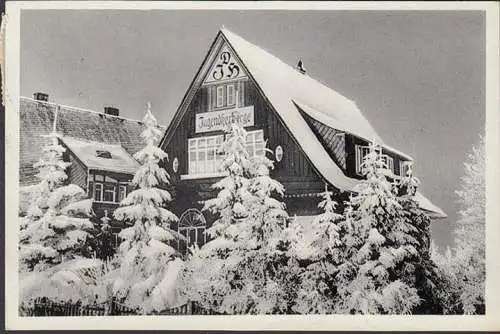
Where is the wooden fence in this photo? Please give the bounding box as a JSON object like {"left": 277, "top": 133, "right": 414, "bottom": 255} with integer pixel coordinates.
{"left": 20, "top": 298, "right": 217, "bottom": 316}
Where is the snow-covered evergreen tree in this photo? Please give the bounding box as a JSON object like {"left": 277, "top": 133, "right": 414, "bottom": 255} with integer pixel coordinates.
{"left": 452, "top": 134, "right": 485, "bottom": 314}
{"left": 181, "top": 123, "right": 253, "bottom": 312}
{"left": 19, "top": 131, "right": 95, "bottom": 273}
{"left": 112, "top": 103, "right": 183, "bottom": 314}
{"left": 182, "top": 123, "right": 297, "bottom": 314}
{"left": 396, "top": 163, "right": 443, "bottom": 314}
{"left": 290, "top": 184, "right": 344, "bottom": 314}
{"left": 432, "top": 135, "right": 485, "bottom": 315}
{"left": 335, "top": 142, "right": 420, "bottom": 314}
{"left": 19, "top": 128, "right": 98, "bottom": 304}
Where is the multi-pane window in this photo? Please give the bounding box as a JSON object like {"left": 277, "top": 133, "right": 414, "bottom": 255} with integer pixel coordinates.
{"left": 103, "top": 184, "right": 116, "bottom": 202}
{"left": 208, "top": 81, "right": 244, "bottom": 111}
{"left": 177, "top": 209, "right": 207, "bottom": 255}
{"left": 226, "top": 84, "right": 235, "bottom": 106}
{"left": 245, "top": 130, "right": 265, "bottom": 158}
{"left": 381, "top": 155, "right": 394, "bottom": 173}
{"left": 355, "top": 146, "right": 371, "bottom": 175}
{"left": 216, "top": 86, "right": 225, "bottom": 108}
{"left": 187, "top": 130, "right": 265, "bottom": 175}
{"left": 355, "top": 145, "right": 394, "bottom": 175}
{"left": 91, "top": 174, "right": 130, "bottom": 203}
{"left": 400, "top": 161, "right": 410, "bottom": 177}
{"left": 118, "top": 185, "right": 127, "bottom": 202}
{"left": 188, "top": 135, "right": 224, "bottom": 174}
{"left": 94, "top": 183, "right": 103, "bottom": 201}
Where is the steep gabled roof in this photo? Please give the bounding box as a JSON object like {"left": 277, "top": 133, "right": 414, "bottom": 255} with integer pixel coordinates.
{"left": 20, "top": 97, "right": 165, "bottom": 185}
{"left": 160, "top": 28, "right": 446, "bottom": 218}
{"left": 60, "top": 137, "right": 140, "bottom": 174}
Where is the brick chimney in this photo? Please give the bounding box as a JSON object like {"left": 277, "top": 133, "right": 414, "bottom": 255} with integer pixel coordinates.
{"left": 33, "top": 92, "right": 49, "bottom": 101}
{"left": 104, "top": 107, "right": 119, "bottom": 116}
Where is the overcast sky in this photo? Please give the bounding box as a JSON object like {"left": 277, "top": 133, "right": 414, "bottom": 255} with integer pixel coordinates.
{"left": 20, "top": 10, "right": 485, "bottom": 248}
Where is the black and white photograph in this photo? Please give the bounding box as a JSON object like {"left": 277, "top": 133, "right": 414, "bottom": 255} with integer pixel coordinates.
{"left": 3, "top": 1, "right": 500, "bottom": 331}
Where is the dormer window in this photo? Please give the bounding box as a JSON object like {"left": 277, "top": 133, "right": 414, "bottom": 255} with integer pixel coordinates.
{"left": 355, "top": 145, "right": 394, "bottom": 175}
{"left": 96, "top": 150, "right": 112, "bottom": 159}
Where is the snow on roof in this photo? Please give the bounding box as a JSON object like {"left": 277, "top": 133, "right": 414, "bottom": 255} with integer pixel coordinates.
{"left": 221, "top": 28, "right": 382, "bottom": 143}
{"left": 20, "top": 97, "right": 164, "bottom": 185}
{"left": 221, "top": 28, "right": 444, "bottom": 218}
{"left": 61, "top": 136, "right": 140, "bottom": 174}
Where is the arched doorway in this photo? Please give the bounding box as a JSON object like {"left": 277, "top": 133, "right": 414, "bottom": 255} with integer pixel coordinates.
{"left": 177, "top": 208, "right": 207, "bottom": 254}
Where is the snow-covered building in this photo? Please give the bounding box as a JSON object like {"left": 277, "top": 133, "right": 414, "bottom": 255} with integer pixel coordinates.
{"left": 19, "top": 95, "right": 164, "bottom": 230}
{"left": 159, "top": 28, "right": 446, "bottom": 253}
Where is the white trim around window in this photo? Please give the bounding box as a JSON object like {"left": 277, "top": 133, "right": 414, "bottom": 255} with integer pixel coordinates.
{"left": 216, "top": 86, "right": 225, "bottom": 108}
{"left": 93, "top": 183, "right": 103, "bottom": 202}
{"left": 226, "top": 84, "right": 235, "bottom": 106}
{"left": 118, "top": 184, "right": 127, "bottom": 202}
{"left": 355, "top": 145, "right": 395, "bottom": 175}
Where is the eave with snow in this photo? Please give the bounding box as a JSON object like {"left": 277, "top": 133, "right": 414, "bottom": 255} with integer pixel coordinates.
{"left": 159, "top": 27, "right": 446, "bottom": 234}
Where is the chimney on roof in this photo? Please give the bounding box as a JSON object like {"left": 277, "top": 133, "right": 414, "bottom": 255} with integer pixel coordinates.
{"left": 296, "top": 58, "right": 306, "bottom": 74}
{"left": 104, "top": 106, "right": 119, "bottom": 116}
{"left": 33, "top": 92, "right": 49, "bottom": 101}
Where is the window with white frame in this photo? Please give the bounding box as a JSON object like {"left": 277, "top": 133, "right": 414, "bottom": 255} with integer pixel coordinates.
{"left": 187, "top": 130, "right": 265, "bottom": 176}
{"left": 118, "top": 185, "right": 127, "bottom": 202}
{"left": 188, "top": 135, "right": 224, "bottom": 175}
{"left": 381, "top": 155, "right": 394, "bottom": 173}
{"left": 355, "top": 145, "right": 394, "bottom": 175}
{"left": 103, "top": 184, "right": 116, "bottom": 202}
{"left": 177, "top": 209, "right": 207, "bottom": 255}
{"left": 355, "top": 145, "right": 371, "bottom": 175}
{"left": 91, "top": 174, "right": 130, "bottom": 203}
{"left": 208, "top": 81, "right": 244, "bottom": 111}
{"left": 94, "top": 183, "right": 103, "bottom": 201}
{"left": 400, "top": 161, "right": 410, "bottom": 177}
{"left": 226, "top": 84, "right": 235, "bottom": 106}
{"left": 245, "top": 129, "right": 265, "bottom": 158}
{"left": 216, "top": 86, "right": 225, "bottom": 108}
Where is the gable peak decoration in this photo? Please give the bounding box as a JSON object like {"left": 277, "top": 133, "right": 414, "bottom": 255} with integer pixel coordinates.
{"left": 203, "top": 44, "right": 247, "bottom": 84}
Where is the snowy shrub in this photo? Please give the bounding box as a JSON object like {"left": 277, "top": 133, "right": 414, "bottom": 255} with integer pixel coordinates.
{"left": 111, "top": 103, "right": 184, "bottom": 314}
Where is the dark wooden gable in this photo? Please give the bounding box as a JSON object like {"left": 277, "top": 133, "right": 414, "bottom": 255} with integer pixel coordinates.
{"left": 160, "top": 32, "right": 327, "bottom": 196}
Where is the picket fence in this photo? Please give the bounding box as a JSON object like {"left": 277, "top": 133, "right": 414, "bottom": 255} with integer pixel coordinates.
{"left": 20, "top": 297, "right": 217, "bottom": 316}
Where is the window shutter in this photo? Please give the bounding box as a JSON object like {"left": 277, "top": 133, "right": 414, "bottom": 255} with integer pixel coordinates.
{"left": 211, "top": 86, "right": 217, "bottom": 110}
{"left": 201, "top": 87, "right": 208, "bottom": 112}
{"left": 238, "top": 81, "right": 245, "bottom": 107}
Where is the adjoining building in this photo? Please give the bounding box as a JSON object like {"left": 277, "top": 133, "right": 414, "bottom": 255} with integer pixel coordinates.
{"left": 159, "top": 28, "right": 446, "bottom": 253}
{"left": 19, "top": 94, "right": 164, "bottom": 236}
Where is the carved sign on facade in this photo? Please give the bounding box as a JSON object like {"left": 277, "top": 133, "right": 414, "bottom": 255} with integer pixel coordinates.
{"left": 204, "top": 45, "right": 247, "bottom": 84}
{"left": 195, "top": 106, "right": 254, "bottom": 133}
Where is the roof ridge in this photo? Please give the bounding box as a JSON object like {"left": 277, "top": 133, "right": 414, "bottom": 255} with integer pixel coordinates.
{"left": 20, "top": 96, "right": 165, "bottom": 128}
{"left": 220, "top": 28, "right": 358, "bottom": 106}
{"left": 61, "top": 135, "right": 129, "bottom": 148}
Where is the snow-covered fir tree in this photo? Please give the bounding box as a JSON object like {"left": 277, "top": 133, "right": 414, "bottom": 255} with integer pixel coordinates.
{"left": 290, "top": 184, "right": 344, "bottom": 314}
{"left": 182, "top": 123, "right": 297, "bottom": 314}
{"left": 432, "top": 135, "right": 485, "bottom": 315}
{"left": 19, "top": 132, "right": 95, "bottom": 272}
{"left": 112, "top": 103, "right": 183, "bottom": 314}
{"left": 19, "top": 127, "right": 97, "bottom": 303}
{"left": 396, "top": 163, "right": 443, "bottom": 314}
{"left": 335, "top": 142, "right": 420, "bottom": 314}
{"left": 181, "top": 123, "right": 253, "bottom": 313}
